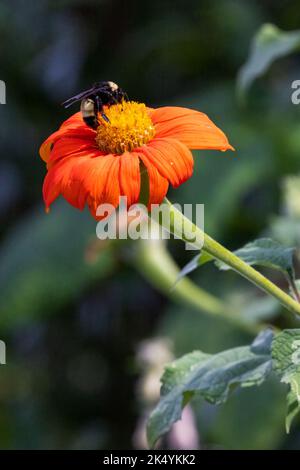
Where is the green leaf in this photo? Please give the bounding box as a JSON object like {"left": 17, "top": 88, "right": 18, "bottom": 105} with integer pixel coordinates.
{"left": 217, "top": 238, "right": 295, "bottom": 280}
{"left": 175, "top": 251, "right": 214, "bottom": 284}
{"left": 237, "top": 23, "right": 300, "bottom": 99}
{"left": 147, "top": 329, "right": 273, "bottom": 448}
{"left": 160, "top": 351, "right": 210, "bottom": 396}
{"left": 286, "top": 390, "right": 300, "bottom": 434}
{"left": 272, "top": 329, "right": 300, "bottom": 432}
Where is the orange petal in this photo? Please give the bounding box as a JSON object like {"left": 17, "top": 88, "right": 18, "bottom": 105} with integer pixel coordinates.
{"left": 149, "top": 106, "right": 234, "bottom": 151}
{"left": 137, "top": 138, "right": 194, "bottom": 187}
{"left": 119, "top": 152, "right": 141, "bottom": 207}
{"left": 47, "top": 137, "right": 101, "bottom": 169}
{"left": 138, "top": 152, "right": 169, "bottom": 207}
{"left": 60, "top": 112, "right": 85, "bottom": 129}
{"left": 43, "top": 156, "right": 87, "bottom": 211}
{"left": 70, "top": 154, "right": 121, "bottom": 219}
{"left": 39, "top": 112, "right": 96, "bottom": 162}
{"left": 43, "top": 154, "right": 121, "bottom": 219}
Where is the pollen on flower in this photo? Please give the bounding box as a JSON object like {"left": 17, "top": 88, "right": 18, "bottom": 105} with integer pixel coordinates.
{"left": 95, "top": 101, "right": 155, "bottom": 154}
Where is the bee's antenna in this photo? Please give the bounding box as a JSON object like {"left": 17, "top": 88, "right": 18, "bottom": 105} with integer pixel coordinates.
{"left": 61, "top": 96, "right": 81, "bottom": 108}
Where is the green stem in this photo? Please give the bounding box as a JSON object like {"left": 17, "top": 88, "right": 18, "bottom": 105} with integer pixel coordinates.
{"left": 159, "top": 199, "right": 300, "bottom": 319}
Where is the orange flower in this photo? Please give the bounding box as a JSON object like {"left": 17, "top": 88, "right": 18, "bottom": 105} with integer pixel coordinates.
{"left": 39, "top": 101, "right": 234, "bottom": 219}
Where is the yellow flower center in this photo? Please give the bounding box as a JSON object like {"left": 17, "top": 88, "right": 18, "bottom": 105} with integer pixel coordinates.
{"left": 95, "top": 101, "right": 155, "bottom": 154}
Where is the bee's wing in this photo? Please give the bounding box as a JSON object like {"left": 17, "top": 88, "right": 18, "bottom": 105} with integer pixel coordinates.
{"left": 61, "top": 86, "right": 98, "bottom": 108}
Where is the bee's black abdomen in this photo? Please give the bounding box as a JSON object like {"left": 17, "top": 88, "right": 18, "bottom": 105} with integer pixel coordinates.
{"left": 83, "top": 116, "right": 98, "bottom": 129}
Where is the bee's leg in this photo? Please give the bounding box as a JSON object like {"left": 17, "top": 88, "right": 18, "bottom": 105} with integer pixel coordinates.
{"left": 110, "top": 92, "right": 119, "bottom": 104}
{"left": 101, "top": 113, "right": 110, "bottom": 123}
{"left": 94, "top": 96, "right": 101, "bottom": 124}
{"left": 95, "top": 95, "right": 110, "bottom": 123}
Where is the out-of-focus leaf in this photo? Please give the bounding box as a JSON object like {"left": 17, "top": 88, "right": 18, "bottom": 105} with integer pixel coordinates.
{"left": 147, "top": 329, "right": 273, "bottom": 448}
{"left": 269, "top": 175, "right": 300, "bottom": 246}
{"left": 240, "top": 296, "right": 281, "bottom": 323}
{"left": 272, "top": 329, "right": 300, "bottom": 432}
{"left": 270, "top": 216, "right": 300, "bottom": 247}
{"left": 217, "top": 238, "right": 295, "bottom": 280}
{"left": 289, "top": 280, "right": 300, "bottom": 300}
{"left": 175, "top": 251, "right": 213, "bottom": 284}
{"left": 282, "top": 175, "right": 300, "bottom": 219}
{"left": 0, "top": 201, "right": 116, "bottom": 328}
{"left": 237, "top": 23, "right": 300, "bottom": 99}
{"left": 225, "top": 288, "right": 280, "bottom": 323}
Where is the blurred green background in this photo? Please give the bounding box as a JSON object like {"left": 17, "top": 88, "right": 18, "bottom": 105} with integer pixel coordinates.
{"left": 1, "top": 0, "right": 300, "bottom": 450}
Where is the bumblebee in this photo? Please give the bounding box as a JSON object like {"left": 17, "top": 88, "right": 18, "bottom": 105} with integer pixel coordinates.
{"left": 62, "top": 81, "right": 128, "bottom": 129}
